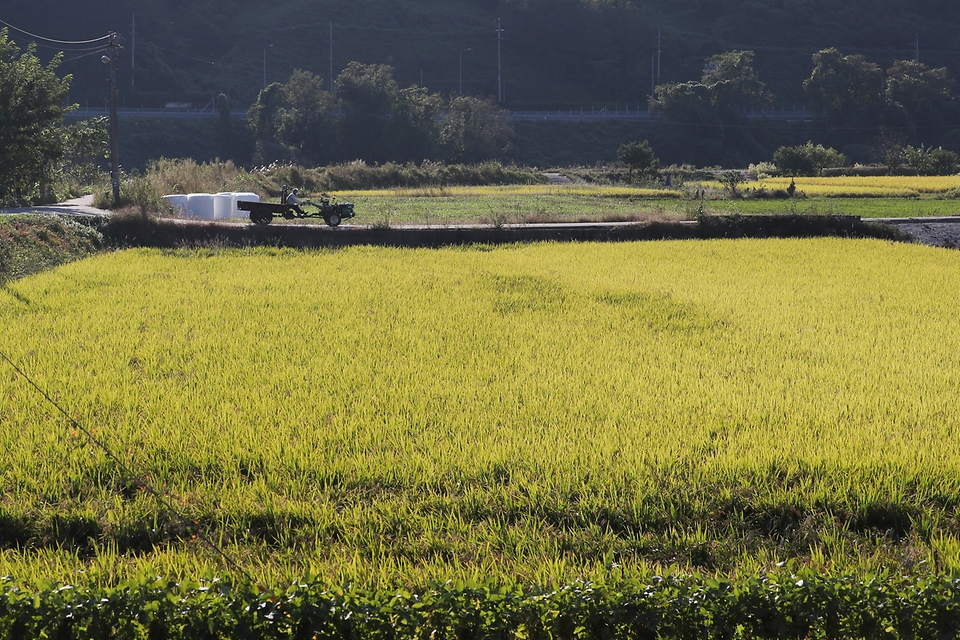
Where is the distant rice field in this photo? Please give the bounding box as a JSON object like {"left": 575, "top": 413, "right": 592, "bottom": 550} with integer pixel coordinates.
{"left": 702, "top": 175, "right": 960, "bottom": 197}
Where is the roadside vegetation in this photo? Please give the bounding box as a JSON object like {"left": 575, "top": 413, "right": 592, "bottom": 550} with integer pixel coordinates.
{"left": 0, "top": 215, "right": 105, "bottom": 283}
{"left": 80, "top": 155, "right": 960, "bottom": 226}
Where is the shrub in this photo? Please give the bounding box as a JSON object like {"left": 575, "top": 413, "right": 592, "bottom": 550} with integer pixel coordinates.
{"left": 900, "top": 145, "right": 960, "bottom": 176}
{"left": 718, "top": 170, "right": 746, "bottom": 196}
{"left": 747, "top": 161, "right": 779, "bottom": 179}
{"left": 617, "top": 140, "right": 659, "bottom": 181}
{"left": 314, "top": 161, "right": 544, "bottom": 190}
{"left": 773, "top": 141, "right": 846, "bottom": 176}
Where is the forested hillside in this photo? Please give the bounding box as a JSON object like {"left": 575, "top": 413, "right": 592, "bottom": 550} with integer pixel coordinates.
{"left": 6, "top": 0, "right": 960, "bottom": 168}
{"left": 7, "top": 0, "right": 960, "bottom": 110}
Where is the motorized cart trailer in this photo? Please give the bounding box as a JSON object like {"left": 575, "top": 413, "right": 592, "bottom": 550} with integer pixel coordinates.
{"left": 237, "top": 186, "right": 355, "bottom": 226}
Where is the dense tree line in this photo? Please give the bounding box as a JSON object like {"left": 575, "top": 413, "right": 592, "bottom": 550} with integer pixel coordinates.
{"left": 648, "top": 46, "right": 960, "bottom": 167}
{"left": 247, "top": 63, "right": 513, "bottom": 166}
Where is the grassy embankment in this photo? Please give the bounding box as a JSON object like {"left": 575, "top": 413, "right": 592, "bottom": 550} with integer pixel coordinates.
{"left": 0, "top": 215, "right": 105, "bottom": 283}
{"left": 2, "top": 239, "right": 960, "bottom": 590}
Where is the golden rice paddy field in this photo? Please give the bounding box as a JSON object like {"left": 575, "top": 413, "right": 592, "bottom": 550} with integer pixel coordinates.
{"left": 2, "top": 239, "right": 960, "bottom": 589}
{"left": 704, "top": 175, "right": 960, "bottom": 198}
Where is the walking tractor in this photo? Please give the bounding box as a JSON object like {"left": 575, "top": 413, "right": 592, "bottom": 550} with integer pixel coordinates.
{"left": 237, "top": 186, "right": 356, "bottom": 226}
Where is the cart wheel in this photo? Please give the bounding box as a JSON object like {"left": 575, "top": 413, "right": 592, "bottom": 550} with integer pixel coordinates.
{"left": 251, "top": 206, "right": 273, "bottom": 225}
{"left": 327, "top": 213, "right": 342, "bottom": 227}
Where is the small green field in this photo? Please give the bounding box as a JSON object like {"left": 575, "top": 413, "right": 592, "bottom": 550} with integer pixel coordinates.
{"left": 3, "top": 239, "right": 960, "bottom": 594}
{"left": 245, "top": 178, "right": 960, "bottom": 226}
{"left": 261, "top": 191, "right": 958, "bottom": 226}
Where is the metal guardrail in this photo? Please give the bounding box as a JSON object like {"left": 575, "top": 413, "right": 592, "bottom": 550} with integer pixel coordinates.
{"left": 510, "top": 108, "right": 653, "bottom": 121}
{"left": 511, "top": 106, "right": 813, "bottom": 121}
{"left": 67, "top": 106, "right": 814, "bottom": 123}
{"left": 68, "top": 107, "right": 250, "bottom": 120}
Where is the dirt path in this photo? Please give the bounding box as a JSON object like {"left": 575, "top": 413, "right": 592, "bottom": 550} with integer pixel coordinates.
{"left": 543, "top": 172, "right": 573, "bottom": 185}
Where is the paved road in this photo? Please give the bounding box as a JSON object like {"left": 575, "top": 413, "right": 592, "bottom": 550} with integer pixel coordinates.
{"left": 0, "top": 195, "right": 109, "bottom": 217}
{"left": 7, "top": 196, "right": 959, "bottom": 249}
{"left": 873, "top": 217, "right": 960, "bottom": 249}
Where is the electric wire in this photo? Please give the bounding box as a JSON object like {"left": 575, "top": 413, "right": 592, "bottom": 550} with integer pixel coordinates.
{"left": 0, "top": 347, "right": 266, "bottom": 593}
{"left": 61, "top": 49, "right": 111, "bottom": 64}
{"left": 0, "top": 18, "right": 110, "bottom": 45}
{"left": 29, "top": 42, "right": 109, "bottom": 53}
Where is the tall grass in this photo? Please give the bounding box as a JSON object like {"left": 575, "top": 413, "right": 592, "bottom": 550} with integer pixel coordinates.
{"left": 91, "top": 159, "right": 549, "bottom": 215}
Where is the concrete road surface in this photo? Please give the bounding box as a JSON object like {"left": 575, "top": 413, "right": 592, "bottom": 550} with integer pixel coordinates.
{"left": 0, "top": 194, "right": 109, "bottom": 217}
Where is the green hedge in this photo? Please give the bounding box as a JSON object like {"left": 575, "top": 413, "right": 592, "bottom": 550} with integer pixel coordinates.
{"left": 3, "top": 573, "right": 960, "bottom": 639}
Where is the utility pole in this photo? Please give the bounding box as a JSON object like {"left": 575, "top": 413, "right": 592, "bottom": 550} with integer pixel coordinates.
{"left": 131, "top": 14, "right": 135, "bottom": 89}
{"left": 329, "top": 22, "right": 334, "bottom": 92}
{"left": 915, "top": 34, "right": 919, "bottom": 62}
{"left": 460, "top": 48, "right": 471, "bottom": 95}
{"left": 102, "top": 33, "right": 120, "bottom": 205}
{"left": 496, "top": 19, "right": 505, "bottom": 102}
{"left": 651, "top": 52, "right": 655, "bottom": 94}
{"left": 657, "top": 27, "right": 661, "bottom": 86}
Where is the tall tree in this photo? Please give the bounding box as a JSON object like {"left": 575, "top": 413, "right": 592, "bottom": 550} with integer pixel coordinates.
{"left": 885, "top": 59, "right": 955, "bottom": 134}
{"left": 701, "top": 50, "right": 773, "bottom": 111}
{"left": 886, "top": 60, "right": 953, "bottom": 108}
{"left": 649, "top": 81, "right": 713, "bottom": 120}
{"left": 649, "top": 50, "right": 770, "bottom": 165}
{"left": 277, "top": 69, "right": 335, "bottom": 164}
{"left": 440, "top": 96, "right": 513, "bottom": 164}
{"left": 335, "top": 62, "right": 400, "bottom": 164}
{"left": 247, "top": 82, "right": 286, "bottom": 163}
{"left": 0, "top": 29, "right": 74, "bottom": 204}
{"left": 803, "top": 48, "right": 884, "bottom": 124}
{"left": 247, "top": 70, "right": 335, "bottom": 165}
{"left": 392, "top": 85, "right": 442, "bottom": 162}
{"left": 617, "top": 140, "right": 659, "bottom": 181}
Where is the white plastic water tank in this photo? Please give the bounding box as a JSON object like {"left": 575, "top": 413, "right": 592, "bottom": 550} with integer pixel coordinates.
{"left": 162, "top": 194, "right": 188, "bottom": 217}
{"left": 186, "top": 193, "right": 215, "bottom": 219}
{"left": 231, "top": 192, "right": 260, "bottom": 219}
{"left": 213, "top": 192, "right": 233, "bottom": 220}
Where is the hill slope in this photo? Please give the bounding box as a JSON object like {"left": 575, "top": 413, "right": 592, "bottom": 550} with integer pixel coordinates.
{"left": 6, "top": 0, "right": 960, "bottom": 112}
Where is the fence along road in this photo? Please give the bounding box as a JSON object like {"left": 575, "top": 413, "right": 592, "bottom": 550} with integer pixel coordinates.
{"left": 68, "top": 106, "right": 815, "bottom": 122}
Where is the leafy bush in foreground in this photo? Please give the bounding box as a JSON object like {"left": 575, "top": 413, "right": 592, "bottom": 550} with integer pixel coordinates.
{"left": 3, "top": 573, "right": 960, "bottom": 640}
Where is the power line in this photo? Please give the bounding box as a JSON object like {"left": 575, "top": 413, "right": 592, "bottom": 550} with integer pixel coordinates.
{"left": 0, "top": 17, "right": 110, "bottom": 45}
{"left": 0, "top": 347, "right": 265, "bottom": 591}
{"left": 27, "top": 41, "right": 108, "bottom": 54}
{"left": 61, "top": 49, "right": 112, "bottom": 64}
